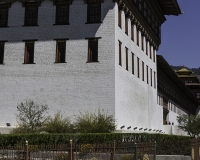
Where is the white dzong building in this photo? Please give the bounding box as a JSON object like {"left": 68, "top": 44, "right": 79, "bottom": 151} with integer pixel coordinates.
{"left": 0, "top": 0, "right": 182, "bottom": 132}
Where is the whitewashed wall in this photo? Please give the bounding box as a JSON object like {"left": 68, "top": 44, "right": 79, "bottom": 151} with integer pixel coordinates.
{"left": 0, "top": 0, "right": 116, "bottom": 126}
{"left": 114, "top": 4, "right": 163, "bottom": 131}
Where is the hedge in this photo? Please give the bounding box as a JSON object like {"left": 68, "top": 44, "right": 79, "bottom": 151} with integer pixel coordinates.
{"left": 0, "top": 133, "right": 192, "bottom": 155}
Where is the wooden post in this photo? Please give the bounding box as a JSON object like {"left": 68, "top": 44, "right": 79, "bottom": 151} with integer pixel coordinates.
{"left": 70, "top": 140, "right": 72, "bottom": 160}
{"left": 110, "top": 140, "right": 115, "bottom": 160}
{"left": 25, "top": 140, "right": 28, "bottom": 160}
{"left": 154, "top": 141, "right": 156, "bottom": 160}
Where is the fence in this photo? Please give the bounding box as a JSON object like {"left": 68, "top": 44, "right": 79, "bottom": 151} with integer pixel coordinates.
{"left": 0, "top": 140, "right": 156, "bottom": 160}
{"left": 191, "top": 139, "right": 200, "bottom": 160}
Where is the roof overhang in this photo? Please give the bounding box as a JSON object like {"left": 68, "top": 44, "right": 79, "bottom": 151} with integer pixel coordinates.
{"left": 157, "top": 0, "right": 182, "bottom": 16}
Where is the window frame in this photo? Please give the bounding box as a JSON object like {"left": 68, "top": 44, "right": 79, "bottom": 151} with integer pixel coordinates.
{"left": 132, "top": 53, "right": 134, "bottom": 74}
{"left": 24, "top": 40, "right": 36, "bottom": 64}
{"left": 137, "top": 57, "right": 140, "bottom": 78}
{"left": 125, "top": 15, "right": 128, "bottom": 35}
{"left": 0, "top": 5, "right": 9, "bottom": 28}
{"left": 125, "top": 47, "right": 128, "bottom": 71}
{"left": 87, "top": 2, "right": 101, "bottom": 24}
{"left": 24, "top": 2, "right": 39, "bottom": 26}
{"left": 86, "top": 37, "right": 101, "bottom": 63}
{"left": 55, "top": 39, "right": 67, "bottom": 63}
{"left": 131, "top": 22, "right": 134, "bottom": 41}
{"left": 118, "top": 8, "right": 122, "bottom": 28}
{"left": 0, "top": 41, "right": 5, "bottom": 64}
{"left": 55, "top": 3, "right": 70, "bottom": 25}
{"left": 119, "top": 41, "right": 122, "bottom": 66}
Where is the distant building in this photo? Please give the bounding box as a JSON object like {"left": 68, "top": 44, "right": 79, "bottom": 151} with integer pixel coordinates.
{"left": 157, "top": 55, "right": 200, "bottom": 134}
{"left": 176, "top": 67, "right": 200, "bottom": 104}
{"left": 0, "top": 0, "right": 182, "bottom": 133}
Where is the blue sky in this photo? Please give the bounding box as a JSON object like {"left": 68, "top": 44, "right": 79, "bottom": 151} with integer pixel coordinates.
{"left": 158, "top": 0, "right": 200, "bottom": 68}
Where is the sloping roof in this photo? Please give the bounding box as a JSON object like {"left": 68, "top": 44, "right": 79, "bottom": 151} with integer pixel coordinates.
{"left": 157, "top": 0, "right": 182, "bottom": 15}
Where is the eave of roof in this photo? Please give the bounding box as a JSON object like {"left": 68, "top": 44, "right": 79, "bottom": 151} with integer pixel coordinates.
{"left": 157, "top": 0, "right": 182, "bottom": 16}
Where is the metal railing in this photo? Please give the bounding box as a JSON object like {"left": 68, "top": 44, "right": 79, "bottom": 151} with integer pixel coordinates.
{"left": 0, "top": 140, "right": 156, "bottom": 160}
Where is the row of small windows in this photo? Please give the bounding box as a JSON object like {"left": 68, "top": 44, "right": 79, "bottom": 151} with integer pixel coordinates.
{"left": 168, "top": 101, "right": 187, "bottom": 115}
{"left": 0, "top": 38, "right": 100, "bottom": 64}
{"left": 118, "top": 41, "right": 156, "bottom": 89}
{"left": 157, "top": 94, "right": 187, "bottom": 116}
{"left": 118, "top": 8, "right": 156, "bottom": 63}
{"left": 158, "top": 78, "right": 188, "bottom": 108}
{"left": 131, "top": 0, "right": 161, "bottom": 37}
{"left": 0, "top": 1, "right": 101, "bottom": 27}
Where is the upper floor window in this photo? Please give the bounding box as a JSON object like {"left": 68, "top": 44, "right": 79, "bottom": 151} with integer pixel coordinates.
{"left": 24, "top": 41, "right": 35, "bottom": 64}
{"left": 118, "top": 8, "right": 121, "bottom": 28}
{"left": 125, "top": 16, "right": 128, "bottom": 35}
{"left": 119, "top": 41, "right": 122, "bottom": 66}
{"left": 55, "top": 40, "right": 66, "bottom": 63}
{"left": 0, "top": 6, "right": 8, "bottom": 27}
{"left": 87, "top": 38, "right": 100, "bottom": 62}
{"left": 24, "top": 2, "right": 38, "bottom": 26}
{"left": 87, "top": 3, "right": 101, "bottom": 23}
{"left": 0, "top": 42, "right": 5, "bottom": 64}
{"left": 56, "top": 3, "right": 69, "bottom": 25}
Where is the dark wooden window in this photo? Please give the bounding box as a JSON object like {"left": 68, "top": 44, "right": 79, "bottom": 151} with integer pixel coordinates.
{"left": 24, "top": 3, "right": 38, "bottom": 26}
{"left": 87, "top": 38, "right": 99, "bottom": 62}
{"left": 137, "top": 57, "right": 139, "bottom": 78}
{"left": 56, "top": 40, "right": 66, "bottom": 63}
{"left": 118, "top": 8, "right": 121, "bottom": 28}
{"left": 142, "top": 61, "right": 144, "bottom": 81}
{"left": 0, "top": 42, "right": 5, "bottom": 64}
{"left": 131, "top": 22, "right": 134, "bottom": 41}
{"left": 149, "top": 45, "right": 152, "bottom": 59}
{"left": 119, "top": 41, "right": 122, "bottom": 66}
{"left": 125, "top": 16, "right": 128, "bottom": 35}
{"left": 141, "top": 35, "right": 144, "bottom": 51}
{"left": 24, "top": 41, "right": 35, "bottom": 64}
{"left": 150, "top": 68, "right": 152, "bottom": 86}
{"left": 146, "top": 65, "right": 148, "bottom": 84}
{"left": 132, "top": 53, "right": 134, "bottom": 74}
{"left": 153, "top": 49, "right": 156, "bottom": 62}
{"left": 0, "top": 7, "right": 8, "bottom": 27}
{"left": 137, "top": 27, "right": 139, "bottom": 46}
{"left": 87, "top": 3, "right": 101, "bottom": 23}
{"left": 154, "top": 71, "right": 156, "bottom": 88}
{"left": 125, "top": 47, "right": 128, "bottom": 71}
{"left": 146, "top": 40, "right": 148, "bottom": 55}
{"left": 56, "top": 4, "right": 69, "bottom": 25}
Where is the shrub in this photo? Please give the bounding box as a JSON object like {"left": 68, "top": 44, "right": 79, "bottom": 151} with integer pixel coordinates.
{"left": 12, "top": 100, "right": 49, "bottom": 134}
{"left": 74, "top": 109, "right": 116, "bottom": 133}
{"left": 41, "top": 111, "right": 74, "bottom": 133}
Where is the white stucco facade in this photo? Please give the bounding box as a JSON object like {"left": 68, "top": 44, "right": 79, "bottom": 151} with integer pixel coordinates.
{"left": 0, "top": 0, "right": 163, "bottom": 132}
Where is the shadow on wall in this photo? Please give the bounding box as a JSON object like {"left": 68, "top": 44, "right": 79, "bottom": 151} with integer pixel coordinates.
{"left": 1, "top": 1, "right": 114, "bottom": 42}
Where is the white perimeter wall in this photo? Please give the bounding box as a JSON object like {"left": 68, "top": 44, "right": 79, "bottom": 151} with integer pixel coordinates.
{"left": 0, "top": 0, "right": 116, "bottom": 126}
{"left": 114, "top": 3, "right": 163, "bottom": 131}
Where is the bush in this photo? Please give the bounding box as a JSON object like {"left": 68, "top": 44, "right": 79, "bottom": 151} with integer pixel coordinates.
{"left": 74, "top": 109, "right": 116, "bottom": 133}
{"left": 41, "top": 111, "right": 74, "bottom": 133}
{"left": 12, "top": 100, "right": 49, "bottom": 134}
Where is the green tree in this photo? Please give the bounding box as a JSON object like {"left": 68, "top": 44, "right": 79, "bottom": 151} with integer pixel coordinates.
{"left": 12, "top": 100, "right": 49, "bottom": 133}
{"left": 75, "top": 109, "right": 116, "bottom": 133}
{"left": 177, "top": 114, "right": 200, "bottom": 137}
{"left": 42, "top": 110, "right": 74, "bottom": 133}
